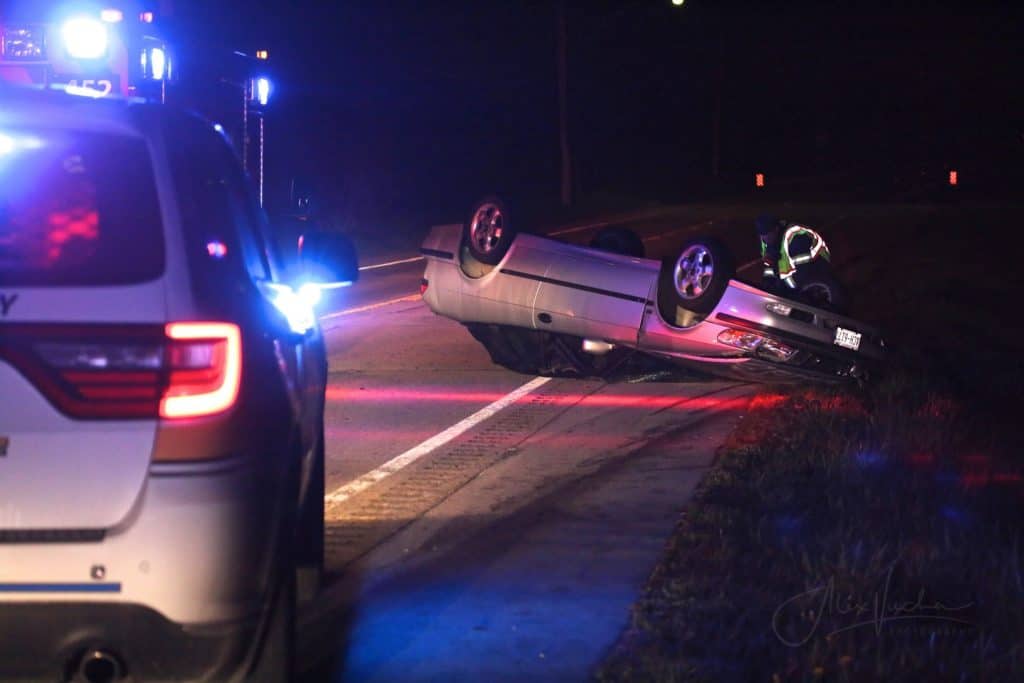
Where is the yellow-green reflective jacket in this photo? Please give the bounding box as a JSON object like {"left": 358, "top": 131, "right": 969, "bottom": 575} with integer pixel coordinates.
{"left": 760, "top": 225, "right": 831, "bottom": 279}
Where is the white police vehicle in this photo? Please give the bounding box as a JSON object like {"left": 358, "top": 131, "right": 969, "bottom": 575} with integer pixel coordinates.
{"left": 0, "top": 84, "right": 356, "bottom": 681}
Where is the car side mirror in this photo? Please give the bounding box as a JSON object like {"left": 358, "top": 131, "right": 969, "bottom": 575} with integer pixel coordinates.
{"left": 298, "top": 230, "right": 359, "bottom": 287}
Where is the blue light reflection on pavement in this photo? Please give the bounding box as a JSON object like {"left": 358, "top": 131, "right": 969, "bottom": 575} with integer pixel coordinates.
{"left": 335, "top": 544, "right": 643, "bottom": 683}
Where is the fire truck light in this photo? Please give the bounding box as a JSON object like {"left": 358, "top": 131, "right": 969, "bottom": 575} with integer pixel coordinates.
{"left": 0, "top": 134, "right": 14, "bottom": 156}
{"left": 256, "top": 77, "right": 271, "bottom": 106}
{"left": 139, "top": 11, "right": 154, "bottom": 23}
{"left": 61, "top": 17, "right": 109, "bottom": 59}
{"left": 256, "top": 50, "right": 269, "bottom": 60}
{"left": 100, "top": 9, "right": 123, "bottom": 23}
{"left": 149, "top": 47, "right": 166, "bottom": 80}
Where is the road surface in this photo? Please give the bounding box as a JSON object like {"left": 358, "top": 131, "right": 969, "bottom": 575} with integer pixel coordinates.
{"left": 298, "top": 207, "right": 769, "bottom": 680}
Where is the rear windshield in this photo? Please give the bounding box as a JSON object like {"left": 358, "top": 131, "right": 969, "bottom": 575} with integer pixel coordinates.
{"left": 0, "top": 128, "right": 164, "bottom": 286}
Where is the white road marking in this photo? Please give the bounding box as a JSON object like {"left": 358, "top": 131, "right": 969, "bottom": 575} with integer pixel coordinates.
{"left": 359, "top": 255, "right": 425, "bottom": 272}
{"left": 320, "top": 293, "right": 421, "bottom": 320}
{"left": 324, "top": 376, "right": 553, "bottom": 506}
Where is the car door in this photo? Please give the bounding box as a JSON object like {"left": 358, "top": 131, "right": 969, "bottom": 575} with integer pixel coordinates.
{"left": 530, "top": 240, "right": 658, "bottom": 345}
{"left": 161, "top": 113, "right": 320, "bottom": 480}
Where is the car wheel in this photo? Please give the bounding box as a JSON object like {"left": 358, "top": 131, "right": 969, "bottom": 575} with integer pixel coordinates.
{"left": 796, "top": 263, "right": 849, "bottom": 314}
{"left": 248, "top": 568, "right": 296, "bottom": 683}
{"left": 588, "top": 227, "right": 645, "bottom": 258}
{"left": 464, "top": 196, "right": 516, "bottom": 265}
{"left": 657, "top": 236, "right": 734, "bottom": 320}
{"left": 295, "top": 424, "right": 325, "bottom": 603}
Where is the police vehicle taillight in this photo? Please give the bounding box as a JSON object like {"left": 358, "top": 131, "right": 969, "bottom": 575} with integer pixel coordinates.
{"left": 1, "top": 322, "right": 242, "bottom": 420}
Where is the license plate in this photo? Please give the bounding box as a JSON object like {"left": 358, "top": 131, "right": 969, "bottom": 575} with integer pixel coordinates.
{"left": 834, "top": 326, "right": 862, "bottom": 351}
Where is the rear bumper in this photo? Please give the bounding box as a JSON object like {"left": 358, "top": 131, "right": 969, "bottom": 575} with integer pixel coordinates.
{"left": 1, "top": 455, "right": 282, "bottom": 625}
{"left": 0, "top": 602, "right": 255, "bottom": 682}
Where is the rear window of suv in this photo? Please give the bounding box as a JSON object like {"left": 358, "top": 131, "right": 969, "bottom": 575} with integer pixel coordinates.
{"left": 0, "top": 128, "right": 164, "bottom": 286}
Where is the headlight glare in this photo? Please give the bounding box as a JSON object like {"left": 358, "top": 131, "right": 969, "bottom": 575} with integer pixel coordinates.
{"left": 149, "top": 47, "right": 166, "bottom": 79}
{"left": 61, "top": 17, "right": 109, "bottom": 59}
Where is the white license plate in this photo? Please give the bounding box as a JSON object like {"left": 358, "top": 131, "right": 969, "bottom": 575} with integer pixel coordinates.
{"left": 834, "top": 326, "right": 862, "bottom": 350}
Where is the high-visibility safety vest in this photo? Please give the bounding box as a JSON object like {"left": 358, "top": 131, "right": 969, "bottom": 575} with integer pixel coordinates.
{"left": 760, "top": 224, "right": 831, "bottom": 281}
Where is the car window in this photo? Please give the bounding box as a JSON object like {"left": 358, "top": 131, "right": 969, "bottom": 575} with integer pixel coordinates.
{"left": 163, "top": 113, "right": 271, "bottom": 285}
{"left": 0, "top": 128, "right": 164, "bottom": 287}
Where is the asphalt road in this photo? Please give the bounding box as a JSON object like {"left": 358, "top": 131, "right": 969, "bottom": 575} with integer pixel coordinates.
{"left": 298, "top": 209, "right": 763, "bottom": 681}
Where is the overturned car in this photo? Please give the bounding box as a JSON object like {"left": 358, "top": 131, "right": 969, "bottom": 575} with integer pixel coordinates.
{"left": 420, "top": 197, "right": 884, "bottom": 384}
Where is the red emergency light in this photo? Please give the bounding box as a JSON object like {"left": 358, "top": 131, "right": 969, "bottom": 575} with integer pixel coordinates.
{"left": 949, "top": 170, "right": 958, "bottom": 186}
{"left": 755, "top": 173, "right": 765, "bottom": 188}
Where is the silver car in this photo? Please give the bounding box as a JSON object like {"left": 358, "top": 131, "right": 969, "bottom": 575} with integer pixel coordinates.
{"left": 0, "top": 85, "right": 356, "bottom": 682}
{"left": 421, "top": 197, "right": 884, "bottom": 383}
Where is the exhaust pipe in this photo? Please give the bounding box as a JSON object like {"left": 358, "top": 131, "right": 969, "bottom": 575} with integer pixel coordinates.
{"left": 77, "top": 649, "right": 124, "bottom": 683}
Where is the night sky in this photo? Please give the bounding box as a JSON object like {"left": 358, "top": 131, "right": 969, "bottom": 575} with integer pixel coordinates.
{"left": 22, "top": 0, "right": 1024, "bottom": 223}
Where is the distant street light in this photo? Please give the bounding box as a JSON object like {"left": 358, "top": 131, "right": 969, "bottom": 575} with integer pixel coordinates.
{"left": 672, "top": 0, "right": 685, "bottom": 6}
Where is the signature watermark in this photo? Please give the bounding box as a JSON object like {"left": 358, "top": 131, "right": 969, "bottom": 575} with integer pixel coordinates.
{"left": 772, "top": 565, "right": 975, "bottom": 647}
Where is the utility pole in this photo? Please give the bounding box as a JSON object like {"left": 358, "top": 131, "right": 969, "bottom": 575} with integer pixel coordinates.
{"left": 711, "top": 32, "right": 724, "bottom": 181}
{"left": 557, "top": 0, "right": 572, "bottom": 207}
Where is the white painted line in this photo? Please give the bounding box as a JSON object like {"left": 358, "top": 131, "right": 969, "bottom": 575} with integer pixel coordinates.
{"left": 359, "top": 255, "right": 425, "bottom": 272}
{"left": 738, "top": 258, "right": 762, "bottom": 272}
{"left": 324, "top": 376, "right": 552, "bottom": 506}
{"left": 319, "top": 293, "right": 420, "bottom": 321}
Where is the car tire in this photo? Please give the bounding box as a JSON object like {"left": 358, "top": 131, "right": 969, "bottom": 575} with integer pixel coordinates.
{"left": 295, "top": 423, "right": 325, "bottom": 604}
{"left": 657, "top": 236, "right": 734, "bottom": 321}
{"left": 588, "top": 227, "right": 645, "bottom": 258}
{"left": 464, "top": 196, "right": 517, "bottom": 265}
{"left": 248, "top": 568, "right": 296, "bottom": 683}
{"left": 796, "top": 262, "right": 849, "bottom": 314}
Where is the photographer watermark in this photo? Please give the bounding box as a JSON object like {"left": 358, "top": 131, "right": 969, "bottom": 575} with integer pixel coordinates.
{"left": 772, "top": 565, "right": 975, "bottom": 647}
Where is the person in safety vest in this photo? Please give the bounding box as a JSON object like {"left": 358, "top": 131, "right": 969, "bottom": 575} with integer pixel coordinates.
{"left": 756, "top": 214, "right": 832, "bottom": 295}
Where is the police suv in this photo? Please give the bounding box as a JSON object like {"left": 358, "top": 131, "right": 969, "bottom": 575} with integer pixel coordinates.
{"left": 0, "top": 84, "right": 355, "bottom": 682}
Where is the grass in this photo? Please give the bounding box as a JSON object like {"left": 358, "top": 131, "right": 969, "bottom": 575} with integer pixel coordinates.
{"left": 596, "top": 201, "right": 1024, "bottom": 682}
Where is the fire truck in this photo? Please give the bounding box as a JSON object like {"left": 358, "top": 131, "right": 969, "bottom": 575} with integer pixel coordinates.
{"left": 0, "top": 1, "right": 274, "bottom": 204}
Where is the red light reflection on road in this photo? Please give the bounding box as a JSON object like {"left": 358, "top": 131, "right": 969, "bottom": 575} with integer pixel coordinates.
{"left": 326, "top": 386, "right": 753, "bottom": 412}
{"left": 909, "top": 452, "right": 935, "bottom": 467}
